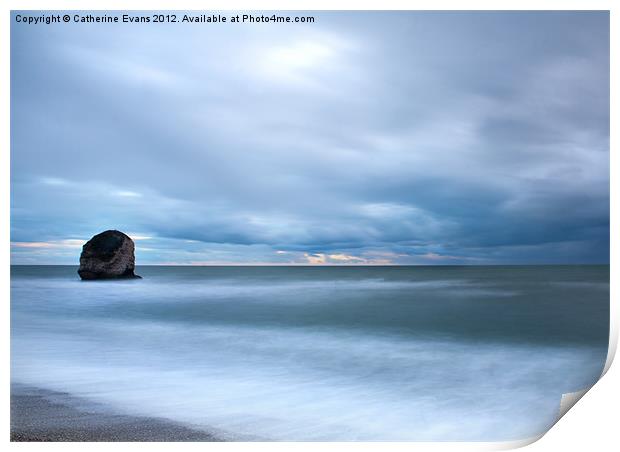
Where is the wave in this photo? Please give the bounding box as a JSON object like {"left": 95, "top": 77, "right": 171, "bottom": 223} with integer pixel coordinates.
{"left": 11, "top": 317, "right": 606, "bottom": 441}
{"left": 10, "top": 266, "right": 608, "bottom": 440}
{"left": 11, "top": 275, "right": 518, "bottom": 304}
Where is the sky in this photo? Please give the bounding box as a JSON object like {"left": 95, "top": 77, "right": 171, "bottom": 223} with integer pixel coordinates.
{"left": 10, "top": 11, "right": 609, "bottom": 265}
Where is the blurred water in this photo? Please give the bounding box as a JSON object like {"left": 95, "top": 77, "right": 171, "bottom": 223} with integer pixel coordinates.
{"left": 11, "top": 265, "right": 609, "bottom": 441}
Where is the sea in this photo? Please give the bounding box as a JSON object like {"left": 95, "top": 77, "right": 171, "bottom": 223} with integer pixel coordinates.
{"left": 10, "top": 265, "right": 609, "bottom": 441}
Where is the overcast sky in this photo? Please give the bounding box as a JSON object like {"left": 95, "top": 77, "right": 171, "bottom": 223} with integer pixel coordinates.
{"left": 11, "top": 11, "right": 609, "bottom": 265}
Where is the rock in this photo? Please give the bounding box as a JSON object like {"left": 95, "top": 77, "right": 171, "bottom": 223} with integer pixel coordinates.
{"left": 78, "top": 230, "right": 141, "bottom": 280}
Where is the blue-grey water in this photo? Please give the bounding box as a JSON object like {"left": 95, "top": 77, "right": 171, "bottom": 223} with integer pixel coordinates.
{"left": 11, "top": 265, "right": 609, "bottom": 441}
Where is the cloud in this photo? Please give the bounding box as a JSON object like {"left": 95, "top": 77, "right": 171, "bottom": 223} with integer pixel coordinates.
{"left": 10, "top": 11, "right": 609, "bottom": 265}
{"left": 115, "top": 191, "right": 142, "bottom": 198}
{"left": 11, "top": 239, "right": 84, "bottom": 249}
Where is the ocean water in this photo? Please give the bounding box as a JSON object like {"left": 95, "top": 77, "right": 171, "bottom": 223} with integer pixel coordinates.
{"left": 11, "top": 265, "right": 609, "bottom": 441}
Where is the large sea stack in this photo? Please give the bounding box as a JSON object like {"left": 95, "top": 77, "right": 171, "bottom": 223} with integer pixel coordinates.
{"left": 78, "top": 230, "right": 141, "bottom": 280}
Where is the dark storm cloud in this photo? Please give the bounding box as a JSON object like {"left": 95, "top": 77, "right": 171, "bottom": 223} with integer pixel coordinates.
{"left": 10, "top": 11, "right": 609, "bottom": 264}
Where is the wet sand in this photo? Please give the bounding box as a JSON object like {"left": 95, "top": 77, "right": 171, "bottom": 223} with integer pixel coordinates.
{"left": 11, "top": 385, "right": 221, "bottom": 442}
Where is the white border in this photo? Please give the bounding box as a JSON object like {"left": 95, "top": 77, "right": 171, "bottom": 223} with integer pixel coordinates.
{"left": 2, "top": 1, "right": 616, "bottom": 451}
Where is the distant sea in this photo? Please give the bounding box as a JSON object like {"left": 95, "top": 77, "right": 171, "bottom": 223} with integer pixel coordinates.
{"left": 11, "top": 265, "right": 609, "bottom": 441}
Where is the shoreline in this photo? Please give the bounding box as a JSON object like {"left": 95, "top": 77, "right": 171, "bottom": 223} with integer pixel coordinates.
{"left": 11, "top": 384, "right": 222, "bottom": 442}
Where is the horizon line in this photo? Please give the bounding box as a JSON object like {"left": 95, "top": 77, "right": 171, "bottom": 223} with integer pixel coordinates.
{"left": 8, "top": 263, "right": 610, "bottom": 267}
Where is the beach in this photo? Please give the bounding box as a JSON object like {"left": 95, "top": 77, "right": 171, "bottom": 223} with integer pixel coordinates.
{"left": 11, "top": 384, "right": 220, "bottom": 442}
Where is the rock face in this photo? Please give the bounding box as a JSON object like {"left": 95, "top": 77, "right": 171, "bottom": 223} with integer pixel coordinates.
{"left": 78, "top": 230, "right": 141, "bottom": 280}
